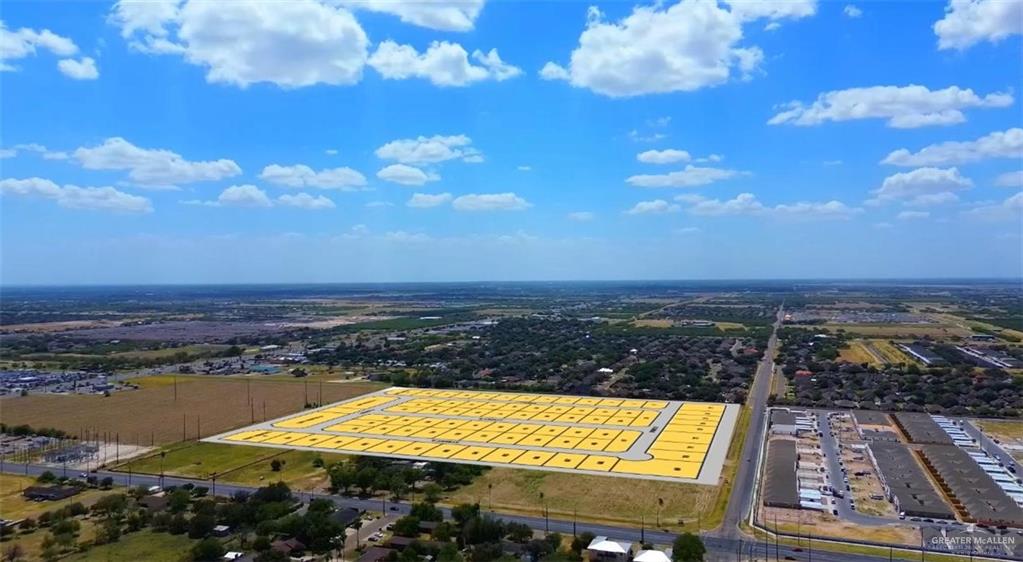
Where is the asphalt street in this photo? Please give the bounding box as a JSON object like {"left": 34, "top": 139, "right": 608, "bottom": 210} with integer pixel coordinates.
{"left": 3, "top": 460, "right": 921, "bottom": 562}
{"left": 716, "top": 307, "right": 783, "bottom": 540}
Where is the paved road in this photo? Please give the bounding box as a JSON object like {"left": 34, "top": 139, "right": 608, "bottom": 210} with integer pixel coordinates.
{"left": 964, "top": 419, "right": 1023, "bottom": 477}
{"left": 3, "top": 461, "right": 915, "bottom": 562}
{"left": 816, "top": 412, "right": 896, "bottom": 526}
{"left": 716, "top": 306, "right": 783, "bottom": 539}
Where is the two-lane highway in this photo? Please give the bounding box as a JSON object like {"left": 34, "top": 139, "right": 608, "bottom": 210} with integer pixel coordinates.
{"left": 716, "top": 306, "right": 783, "bottom": 539}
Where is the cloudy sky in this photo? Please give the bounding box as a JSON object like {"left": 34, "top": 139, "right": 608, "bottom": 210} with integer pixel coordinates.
{"left": 1, "top": 0, "right": 1021, "bottom": 284}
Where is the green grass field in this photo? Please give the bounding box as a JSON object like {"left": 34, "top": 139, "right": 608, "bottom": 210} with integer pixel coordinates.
{"left": 116, "top": 442, "right": 284, "bottom": 479}
{"left": 114, "top": 442, "right": 347, "bottom": 490}
{"left": 219, "top": 449, "right": 348, "bottom": 489}
{"left": 63, "top": 530, "right": 197, "bottom": 562}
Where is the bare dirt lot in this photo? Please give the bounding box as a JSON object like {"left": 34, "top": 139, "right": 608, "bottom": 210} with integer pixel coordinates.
{"left": 59, "top": 320, "right": 291, "bottom": 342}
{"left": 0, "top": 376, "right": 384, "bottom": 445}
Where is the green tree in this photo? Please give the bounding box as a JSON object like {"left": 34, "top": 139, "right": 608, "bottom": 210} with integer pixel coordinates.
{"left": 191, "top": 538, "right": 226, "bottom": 561}
{"left": 422, "top": 483, "right": 443, "bottom": 503}
{"left": 393, "top": 516, "right": 421, "bottom": 537}
{"left": 671, "top": 533, "right": 705, "bottom": 562}
{"left": 330, "top": 464, "right": 358, "bottom": 494}
{"left": 188, "top": 514, "right": 216, "bottom": 539}
{"left": 36, "top": 471, "right": 56, "bottom": 484}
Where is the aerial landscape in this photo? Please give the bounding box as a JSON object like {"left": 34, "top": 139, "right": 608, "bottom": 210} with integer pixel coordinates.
{"left": 1, "top": 0, "right": 1021, "bottom": 561}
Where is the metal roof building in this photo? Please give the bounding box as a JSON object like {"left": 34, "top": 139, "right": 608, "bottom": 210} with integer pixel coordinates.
{"left": 853, "top": 410, "right": 890, "bottom": 426}
{"left": 919, "top": 445, "right": 1023, "bottom": 528}
{"left": 893, "top": 413, "right": 954, "bottom": 445}
{"left": 763, "top": 440, "right": 800, "bottom": 509}
{"left": 867, "top": 441, "right": 955, "bottom": 520}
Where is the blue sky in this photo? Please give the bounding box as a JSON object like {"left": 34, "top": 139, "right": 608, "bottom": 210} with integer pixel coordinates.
{"left": 1, "top": 0, "right": 1021, "bottom": 284}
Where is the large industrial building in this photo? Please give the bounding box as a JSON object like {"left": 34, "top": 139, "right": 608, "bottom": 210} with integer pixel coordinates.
{"left": 867, "top": 441, "right": 955, "bottom": 520}
{"left": 763, "top": 440, "right": 800, "bottom": 509}
{"left": 919, "top": 445, "right": 1023, "bottom": 528}
{"left": 893, "top": 413, "right": 955, "bottom": 446}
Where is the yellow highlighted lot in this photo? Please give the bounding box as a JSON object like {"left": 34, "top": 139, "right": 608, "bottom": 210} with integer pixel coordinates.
{"left": 209, "top": 387, "right": 736, "bottom": 484}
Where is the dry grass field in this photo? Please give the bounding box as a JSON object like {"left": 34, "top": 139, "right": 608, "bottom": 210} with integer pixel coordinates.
{"left": 838, "top": 341, "right": 881, "bottom": 366}
{"left": 870, "top": 340, "right": 912, "bottom": 364}
{"left": 443, "top": 467, "right": 716, "bottom": 531}
{"left": 0, "top": 376, "right": 384, "bottom": 445}
{"left": 821, "top": 323, "right": 970, "bottom": 338}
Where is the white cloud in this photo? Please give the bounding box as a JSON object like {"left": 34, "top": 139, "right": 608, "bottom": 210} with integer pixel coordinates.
{"left": 260, "top": 163, "right": 367, "bottom": 190}
{"left": 881, "top": 128, "right": 1023, "bottom": 167}
{"left": 377, "top": 164, "right": 440, "bottom": 186}
{"left": 110, "top": 0, "right": 369, "bottom": 88}
{"left": 771, "top": 200, "right": 862, "bottom": 220}
{"left": 724, "top": 0, "right": 817, "bottom": 21}
{"left": 539, "top": 62, "right": 570, "bottom": 81}
{"left": 375, "top": 134, "right": 481, "bottom": 164}
{"left": 57, "top": 57, "right": 98, "bottom": 80}
{"left": 870, "top": 167, "right": 973, "bottom": 205}
{"left": 369, "top": 41, "right": 520, "bottom": 86}
{"left": 764, "top": 22, "right": 781, "bottom": 31}
{"left": 675, "top": 226, "right": 701, "bottom": 234}
{"left": 13, "top": 143, "right": 68, "bottom": 160}
{"left": 216, "top": 184, "right": 273, "bottom": 208}
{"left": 769, "top": 85, "right": 1013, "bottom": 128}
{"left": 963, "top": 192, "right": 1023, "bottom": 221}
{"left": 384, "top": 230, "right": 432, "bottom": 243}
{"left": 567, "top": 211, "right": 595, "bottom": 221}
{"left": 626, "top": 199, "right": 681, "bottom": 215}
{"left": 342, "top": 0, "right": 484, "bottom": 31}
{"left": 540, "top": 0, "right": 812, "bottom": 97}
{"left": 277, "top": 192, "right": 335, "bottom": 210}
{"left": 407, "top": 192, "right": 452, "bottom": 208}
{"left": 934, "top": 0, "right": 1022, "bottom": 50}
{"left": 995, "top": 170, "right": 1023, "bottom": 188}
{"left": 897, "top": 210, "right": 930, "bottom": 220}
{"left": 73, "top": 137, "right": 241, "bottom": 188}
{"left": 325, "top": 149, "right": 339, "bottom": 156}
{"left": 904, "top": 191, "right": 961, "bottom": 207}
{"left": 0, "top": 21, "right": 78, "bottom": 72}
{"left": 627, "top": 130, "right": 667, "bottom": 143}
{"left": 637, "top": 149, "right": 691, "bottom": 164}
{"left": 627, "top": 165, "right": 746, "bottom": 188}
{"left": 0, "top": 148, "right": 15, "bottom": 158}
{"left": 843, "top": 5, "right": 863, "bottom": 18}
{"left": 452, "top": 192, "right": 531, "bottom": 211}
{"left": 365, "top": 200, "right": 394, "bottom": 208}
{"left": 686, "top": 192, "right": 764, "bottom": 216}
{"left": 677, "top": 192, "right": 860, "bottom": 220}
{"left": 0, "top": 177, "right": 152, "bottom": 213}
{"left": 517, "top": 165, "right": 532, "bottom": 172}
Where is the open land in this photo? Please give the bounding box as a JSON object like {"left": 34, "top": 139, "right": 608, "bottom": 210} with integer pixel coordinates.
{"left": 1, "top": 376, "right": 383, "bottom": 444}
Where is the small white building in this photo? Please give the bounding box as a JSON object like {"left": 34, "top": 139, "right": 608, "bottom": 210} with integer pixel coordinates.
{"left": 586, "top": 536, "right": 634, "bottom": 562}
{"left": 633, "top": 550, "right": 670, "bottom": 562}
